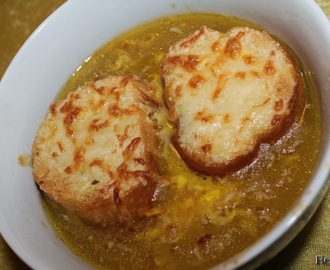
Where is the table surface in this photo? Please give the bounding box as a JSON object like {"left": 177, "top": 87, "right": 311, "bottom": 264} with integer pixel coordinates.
{"left": 0, "top": 1, "right": 329, "bottom": 269}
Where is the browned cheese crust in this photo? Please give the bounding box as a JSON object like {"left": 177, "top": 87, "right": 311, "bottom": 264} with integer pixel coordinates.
{"left": 162, "top": 26, "right": 304, "bottom": 175}
{"left": 32, "top": 75, "right": 160, "bottom": 226}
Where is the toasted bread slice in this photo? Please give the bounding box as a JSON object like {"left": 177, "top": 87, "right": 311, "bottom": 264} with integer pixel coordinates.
{"left": 162, "top": 26, "right": 303, "bottom": 175}
{"left": 32, "top": 75, "right": 160, "bottom": 226}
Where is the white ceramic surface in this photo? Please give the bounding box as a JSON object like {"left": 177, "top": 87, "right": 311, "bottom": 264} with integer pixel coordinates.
{"left": 0, "top": 0, "right": 329, "bottom": 269}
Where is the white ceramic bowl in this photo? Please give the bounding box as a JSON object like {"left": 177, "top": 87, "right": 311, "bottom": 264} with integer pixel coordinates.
{"left": 0, "top": 0, "right": 330, "bottom": 269}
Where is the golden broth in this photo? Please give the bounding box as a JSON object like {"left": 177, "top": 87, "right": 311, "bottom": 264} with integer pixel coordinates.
{"left": 42, "top": 13, "right": 321, "bottom": 270}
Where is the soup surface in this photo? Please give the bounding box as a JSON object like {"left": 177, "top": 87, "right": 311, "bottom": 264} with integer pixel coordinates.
{"left": 42, "top": 13, "right": 321, "bottom": 270}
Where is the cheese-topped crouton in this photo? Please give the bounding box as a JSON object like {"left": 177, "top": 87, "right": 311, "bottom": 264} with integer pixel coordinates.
{"left": 162, "top": 26, "right": 303, "bottom": 175}
{"left": 32, "top": 75, "right": 160, "bottom": 226}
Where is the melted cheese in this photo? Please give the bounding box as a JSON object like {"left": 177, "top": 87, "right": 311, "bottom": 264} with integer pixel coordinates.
{"left": 162, "top": 26, "right": 300, "bottom": 173}
{"left": 32, "top": 75, "right": 159, "bottom": 225}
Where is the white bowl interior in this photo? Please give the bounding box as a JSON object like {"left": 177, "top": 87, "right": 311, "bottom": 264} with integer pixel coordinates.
{"left": 0, "top": 0, "right": 329, "bottom": 269}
